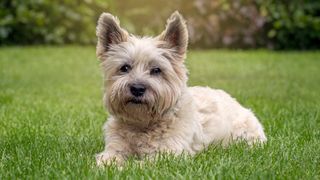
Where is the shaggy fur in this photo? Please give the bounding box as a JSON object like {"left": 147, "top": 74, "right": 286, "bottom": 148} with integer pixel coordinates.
{"left": 95, "top": 11, "right": 267, "bottom": 166}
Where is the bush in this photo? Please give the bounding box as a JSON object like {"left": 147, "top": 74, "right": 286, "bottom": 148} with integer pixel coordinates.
{"left": 262, "top": 0, "right": 320, "bottom": 49}
{"left": 0, "top": 0, "right": 319, "bottom": 49}
{"left": 0, "top": 0, "right": 108, "bottom": 45}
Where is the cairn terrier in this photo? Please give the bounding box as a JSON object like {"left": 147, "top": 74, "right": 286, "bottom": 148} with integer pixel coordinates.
{"left": 95, "top": 11, "right": 266, "bottom": 166}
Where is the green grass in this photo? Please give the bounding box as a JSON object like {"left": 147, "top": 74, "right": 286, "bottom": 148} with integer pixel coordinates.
{"left": 0, "top": 46, "right": 319, "bottom": 179}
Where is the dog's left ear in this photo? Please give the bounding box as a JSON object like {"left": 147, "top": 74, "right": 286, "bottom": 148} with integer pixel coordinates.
{"left": 158, "top": 11, "right": 188, "bottom": 55}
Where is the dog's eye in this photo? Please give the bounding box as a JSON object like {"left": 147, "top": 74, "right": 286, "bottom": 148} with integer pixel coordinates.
{"left": 150, "top": 68, "right": 161, "bottom": 75}
{"left": 120, "top": 64, "right": 131, "bottom": 73}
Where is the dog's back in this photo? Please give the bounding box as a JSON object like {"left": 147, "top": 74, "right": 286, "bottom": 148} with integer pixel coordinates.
{"left": 189, "top": 86, "right": 267, "bottom": 146}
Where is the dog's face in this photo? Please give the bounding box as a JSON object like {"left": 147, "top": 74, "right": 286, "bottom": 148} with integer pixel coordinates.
{"left": 96, "top": 12, "right": 188, "bottom": 123}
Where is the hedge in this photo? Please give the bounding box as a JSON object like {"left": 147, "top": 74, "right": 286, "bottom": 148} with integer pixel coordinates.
{"left": 0, "top": 0, "right": 319, "bottom": 49}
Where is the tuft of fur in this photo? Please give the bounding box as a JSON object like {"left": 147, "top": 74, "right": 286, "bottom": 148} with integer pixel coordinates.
{"left": 95, "top": 11, "right": 267, "bottom": 166}
{"left": 96, "top": 13, "right": 128, "bottom": 58}
{"left": 158, "top": 11, "right": 188, "bottom": 56}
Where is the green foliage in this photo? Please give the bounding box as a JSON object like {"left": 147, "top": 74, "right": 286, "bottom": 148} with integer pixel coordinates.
{"left": 0, "top": 0, "right": 108, "bottom": 45}
{"left": 0, "top": 0, "right": 319, "bottom": 49}
{"left": 262, "top": 0, "right": 320, "bottom": 49}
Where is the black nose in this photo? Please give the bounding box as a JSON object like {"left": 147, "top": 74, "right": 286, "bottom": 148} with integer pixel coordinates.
{"left": 130, "top": 84, "right": 146, "bottom": 97}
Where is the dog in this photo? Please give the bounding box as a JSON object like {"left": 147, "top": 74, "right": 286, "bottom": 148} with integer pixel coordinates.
{"left": 95, "top": 11, "right": 267, "bottom": 166}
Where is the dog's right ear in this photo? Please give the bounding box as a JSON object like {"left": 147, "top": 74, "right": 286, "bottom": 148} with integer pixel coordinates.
{"left": 96, "top": 13, "right": 128, "bottom": 59}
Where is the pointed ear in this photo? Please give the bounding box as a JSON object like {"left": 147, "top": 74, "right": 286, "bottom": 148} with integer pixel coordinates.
{"left": 96, "top": 13, "right": 128, "bottom": 59}
{"left": 158, "top": 11, "right": 188, "bottom": 55}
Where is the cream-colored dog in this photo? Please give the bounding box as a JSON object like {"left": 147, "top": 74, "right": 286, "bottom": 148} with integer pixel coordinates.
{"left": 95, "top": 11, "right": 266, "bottom": 166}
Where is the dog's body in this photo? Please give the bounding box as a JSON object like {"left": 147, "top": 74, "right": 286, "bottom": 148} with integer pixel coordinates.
{"left": 95, "top": 12, "right": 266, "bottom": 166}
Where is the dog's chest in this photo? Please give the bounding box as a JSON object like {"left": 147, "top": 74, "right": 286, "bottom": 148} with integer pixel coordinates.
{"left": 126, "top": 130, "right": 164, "bottom": 156}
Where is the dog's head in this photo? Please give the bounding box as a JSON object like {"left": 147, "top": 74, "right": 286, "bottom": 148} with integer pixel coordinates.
{"left": 96, "top": 11, "right": 188, "bottom": 124}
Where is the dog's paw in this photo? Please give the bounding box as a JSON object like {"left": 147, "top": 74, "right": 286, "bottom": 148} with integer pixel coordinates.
{"left": 96, "top": 152, "right": 124, "bottom": 167}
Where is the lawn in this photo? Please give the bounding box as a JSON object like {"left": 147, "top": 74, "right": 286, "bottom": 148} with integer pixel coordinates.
{"left": 0, "top": 46, "right": 319, "bottom": 179}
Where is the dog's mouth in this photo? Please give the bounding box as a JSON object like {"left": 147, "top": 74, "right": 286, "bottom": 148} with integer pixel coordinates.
{"left": 126, "top": 98, "right": 145, "bottom": 105}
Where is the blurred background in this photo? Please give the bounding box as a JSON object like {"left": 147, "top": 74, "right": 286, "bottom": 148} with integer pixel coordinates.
{"left": 0, "top": 0, "right": 319, "bottom": 50}
{"left": 0, "top": 1, "right": 320, "bottom": 178}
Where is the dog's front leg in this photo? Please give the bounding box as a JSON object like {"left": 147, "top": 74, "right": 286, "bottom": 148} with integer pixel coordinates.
{"left": 96, "top": 136, "right": 131, "bottom": 167}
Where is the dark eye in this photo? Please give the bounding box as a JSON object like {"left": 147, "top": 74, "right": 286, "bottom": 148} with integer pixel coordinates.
{"left": 150, "top": 67, "right": 161, "bottom": 75}
{"left": 120, "top": 64, "right": 131, "bottom": 73}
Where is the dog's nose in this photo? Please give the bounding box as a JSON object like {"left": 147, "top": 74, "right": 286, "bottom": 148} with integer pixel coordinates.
{"left": 130, "top": 84, "right": 146, "bottom": 97}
